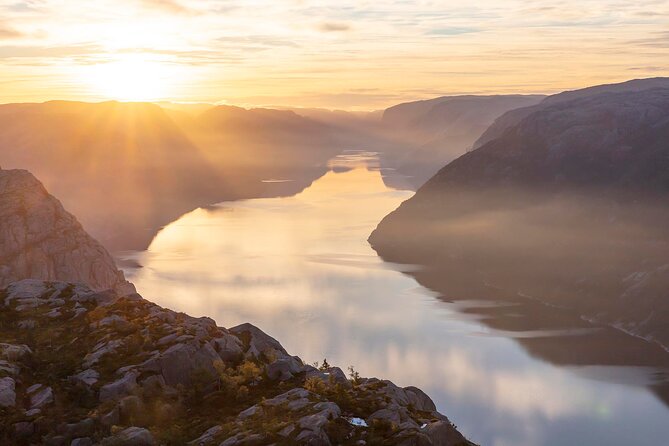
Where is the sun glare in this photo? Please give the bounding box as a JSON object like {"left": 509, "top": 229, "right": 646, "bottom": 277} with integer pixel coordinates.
{"left": 83, "top": 56, "right": 176, "bottom": 102}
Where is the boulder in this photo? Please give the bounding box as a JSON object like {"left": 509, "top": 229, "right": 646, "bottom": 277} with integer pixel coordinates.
{"left": 28, "top": 384, "right": 54, "bottom": 409}
{"left": 99, "top": 371, "right": 138, "bottom": 402}
{"left": 103, "top": 427, "right": 155, "bottom": 446}
{"left": 141, "top": 342, "right": 219, "bottom": 387}
{"left": 229, "top": 323, "right": 288, "bottom": 360}
{"left": 188, "top": 425, "right": 222, "bottom": 445}
{"left": 404, "top": 386, "right": 437, "bottom": 412}
{"left": 209, "top": 333, "right": 244, "bottom": 362}
{"left": 266, "top": 356, "right": 303, "bottom": 381}
{"left": 0, "top": 377, "right": 16, "bottom": 407}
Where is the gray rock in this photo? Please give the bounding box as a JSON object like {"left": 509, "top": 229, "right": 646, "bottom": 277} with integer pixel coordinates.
{"left": 188, "top": 425, "right": 223, "bottom": 445}
{"left": 210, "top": 333, "right": 244, "bottom": 362}
{"left": 71, "top": 438, "right": 93, "bottom": 446}
{"left": 0, "top": 342, "right": 32, "bottom": 361}
{"left": 229, "top": 323, "right": 288, "bottom": 360}
{"left": 29, "top": 384, "right": 54, "bottom": 409}
{"left": 140, "top": 374, "right": 167, "bottom": 398}
{"left": 141, "top": 342, "right": 219, "bottom": 387}
{"left": 219, "top": 433, "right": 264, "bottom": 446}
{"left": 423, "top": 420, "right": 469, "bottom": 446}
{"left": 369, "top": 408, "right": 401, "bottom": 426}
{"left": 0, "top": 359, "right": 20, "bottom": 376}
{"left": 266, "top": 357, "right": 302, "bottom": 381}
{"left": 61, "top": 418, "right": 95, "bottom": 438}
{"left": 238, "top": 404, "right": 263, "bottom": 420}
{"left": 70, "top": 369, "right": 99, "bottom": 387}
{"left": 0, "top": 377, "right": 16, "bottom": 407}
{"left": 99, "top": 371, "right": 138, "bottom": 402}
{"left": 404, "top": 386, "right": 437, "bottom": 412}
{"left": 105, "top": 427, "right": 155, "bottom": 446}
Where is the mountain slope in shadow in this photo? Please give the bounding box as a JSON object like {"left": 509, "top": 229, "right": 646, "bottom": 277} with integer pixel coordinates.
{"left": 371, "top": 82, "right": 669, "bottom": 350}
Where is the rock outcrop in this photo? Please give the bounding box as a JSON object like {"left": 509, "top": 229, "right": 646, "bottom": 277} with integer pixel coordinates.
{"left": 0, "top": 169, "right": 133, "bottom": 294}
{"left": 0, "top": 279, "right": 474, "bottom": 446}
{"left": 371, "top": 80, "right": 669, "bottom": 350}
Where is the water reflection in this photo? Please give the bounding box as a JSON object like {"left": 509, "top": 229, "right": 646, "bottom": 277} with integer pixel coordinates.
{"left": 124, "top": 152, "right": 669, "bottom": 446}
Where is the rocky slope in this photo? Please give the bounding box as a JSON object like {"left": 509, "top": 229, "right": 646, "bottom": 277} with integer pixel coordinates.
{"left": 370, "top": 80, "right": 669, "bottom": 350}
{"left": 0, "top": 169, "right": 133, "bottom": 294}
{"left": 0, "top": 279, "right": 474, "bottom": 446}
{"left": 473, "top": 77, "right": 669, "bottom": 149}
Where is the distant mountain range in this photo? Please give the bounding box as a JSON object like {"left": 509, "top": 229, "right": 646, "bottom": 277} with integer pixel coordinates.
{"left": 0, "top": 101, "right": 343, "bottom": 251}
{"left": 0, "top": 93, "right": 548, "bottom": 252}
{"left": 370, "top": 77, "right": 669, "bottom": 351}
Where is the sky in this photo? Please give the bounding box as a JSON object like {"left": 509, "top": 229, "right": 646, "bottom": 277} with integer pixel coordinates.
{"left": 0, "top": 0, "right": 668, "bottom": 109}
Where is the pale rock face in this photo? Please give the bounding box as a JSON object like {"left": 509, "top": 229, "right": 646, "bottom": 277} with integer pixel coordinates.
{"left": 0, "top": 169, "right": 134, "bottom": 294}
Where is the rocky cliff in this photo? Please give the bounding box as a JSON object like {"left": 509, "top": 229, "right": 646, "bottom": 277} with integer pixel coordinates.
{"left": 370, "top": 80, "right": 669, "bottom": 351}
{"left": 0, "top": 169, "right": 133, "bottom": 294}
{"left": 0, "top": 280, "right": 474, "bottom": 446}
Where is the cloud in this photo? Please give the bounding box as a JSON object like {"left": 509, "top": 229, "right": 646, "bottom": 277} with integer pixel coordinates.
{"left": 141, "top": 0, "right": 192, "bottom": 14}
{"left": 318, "top": 22, "right": 351, "bottom": 32}
{"left": 426, "top": 26, "right": 481, "bottom": 36}
{"left": 0, "top": 25, "right": 23, "bottom": 39}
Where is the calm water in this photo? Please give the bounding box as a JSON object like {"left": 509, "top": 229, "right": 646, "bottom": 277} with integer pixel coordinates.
{"left": 123, "top": 152, "right": 669, "bottom": 446}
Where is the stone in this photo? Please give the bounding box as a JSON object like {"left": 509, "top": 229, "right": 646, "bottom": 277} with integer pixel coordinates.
{"left": 29, "top": 384, "right": 54, "bottom": 409}
{"left": 140, "top": 374, "right": 167, "bottom": 398}
{"left": 404, "top": 386, "right": 437, "bottom": 412}
{"left": 99, "top": 371, "right": 138, "bottom": 402}
{"left": 229, "top": 323, "right": 289, "bottom": 360}
{"left": 105, "top": 427, "right": 155, "bottom": 446}
{"left": 141, "top": 342, "right": 219, "bottom": 387}
{"left": 0, "top": 377, "right": 16, "bottom": 407}
{"left": 61, "top": 418, "right": 95, "bottom": 438}
{"left": 423, "top": 420, "right": 469, "bottom": 446}
{"left": 369, "top": 408, "right": 401, "bottom": 426}
{"left": 188, "top": 425, "right": 223, "bottom": 445}
{"left": 266, "top": 357, "right": 303, "bottom": 382}
{"left": 0, "top": 342, "right": 32, "bottom": 361}
{"left": 71, "top": 438, "right": 93, "bottom": 446}
{"left": 70, "top": 369, "right": 99, "bottom": 387}
{"left": 209, "top": 333, "right": 244, "bottom": 362}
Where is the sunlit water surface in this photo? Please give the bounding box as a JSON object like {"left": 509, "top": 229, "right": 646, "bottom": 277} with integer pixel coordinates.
{"left": 124, "top": 152, "right": 669, "bottom": 446}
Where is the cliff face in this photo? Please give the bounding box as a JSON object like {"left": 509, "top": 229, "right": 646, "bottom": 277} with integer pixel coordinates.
{"left": 0, "top": 169, "right": 133, "bottom": 294}
{"left": 370, "top": 82, "right": 669, "bottom": 350}
{"left": 473, "top": 77, "right": 669, "bottom": 149}
{"left": 0, "top": 280, "right": 474, "bottom": 446}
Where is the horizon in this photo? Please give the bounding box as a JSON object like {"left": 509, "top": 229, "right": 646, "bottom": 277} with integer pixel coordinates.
{"left": 1, "top": 1, "right": 668, "bottom": 110}
{"left": 1, "top": 76, "right": 666, "bottom": 112}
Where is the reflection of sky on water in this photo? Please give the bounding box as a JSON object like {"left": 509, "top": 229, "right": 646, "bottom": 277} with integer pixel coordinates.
{"left": 124, "top": 153, "right": 669, "bottom": 446}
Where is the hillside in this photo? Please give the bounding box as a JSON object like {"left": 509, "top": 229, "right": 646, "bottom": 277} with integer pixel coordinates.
{"left": 370, "top": 82, "right": 669, "bottom": 350}
{"left": 0, "top": 168, "right": 133, "bottom": 294}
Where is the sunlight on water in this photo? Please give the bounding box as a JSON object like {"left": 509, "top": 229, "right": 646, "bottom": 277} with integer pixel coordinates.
{"left": 125, "top": 152, "right": 669, "bottom": 446}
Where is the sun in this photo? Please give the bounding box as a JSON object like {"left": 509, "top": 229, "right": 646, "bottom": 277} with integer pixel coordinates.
{"left": 83, "top": 55, "right": 176, "bottom": 102}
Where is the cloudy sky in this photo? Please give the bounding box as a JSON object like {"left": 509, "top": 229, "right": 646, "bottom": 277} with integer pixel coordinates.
{"left": 0, "top": 0, "right": 668, "bottom": 109}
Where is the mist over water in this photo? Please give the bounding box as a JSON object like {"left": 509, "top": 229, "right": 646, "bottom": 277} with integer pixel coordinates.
{"left": 123, "top": 152, "right": 669, "bottom": 446}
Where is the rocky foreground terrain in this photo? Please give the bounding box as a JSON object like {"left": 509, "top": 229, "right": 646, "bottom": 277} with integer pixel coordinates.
{"left": 0, "top": 169, "right": 133, "bottom": 295}
{"left": 0, "top": 166, "right": 474, "bottom": 445}
{"left": 0, "top": 279, "right": 473, "bottom": 446}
